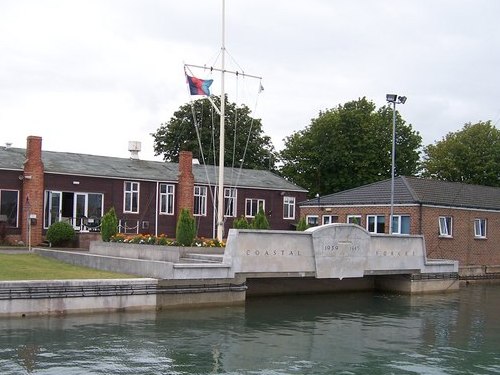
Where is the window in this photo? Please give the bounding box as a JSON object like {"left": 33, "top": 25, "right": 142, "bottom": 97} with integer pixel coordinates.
{"left": 194, "top": 186, "right": 207, "bottom": 216}
{"left": 224, "top": 188, "right": 237, "bottom": 217}
{"left": 392, "top": 215, "right": 410, "bottom": 235}
{"left": 124, "top": 182, "right": 139, "bottom": 213}
{"left": 439, "top": 216, "right": 453, "bottom": 237}
{"left": 160, "top": 184, "right": 175, "bottom": 215}
{"left": 367, "top": 215, "right": 385, "bottom": 233}
{"left": 347, "top": 215, "right": 362, "bottom": 226}
{"left": 474, "top": 218, "right": 487, "bottom": 238}
{"left": 306, "top": 215, "right": 319, "bottom": 226}
{"left": 245, "top": 198, "right": 265, "bottom": 218}
{"left": 283, "top": 196, "right": 295, "bottom": 219}
{"left": 0, "top": 190, "right": 19, "bottom": 227}
{"left": 322, "top": 215, "right": 338, "bottom": 225}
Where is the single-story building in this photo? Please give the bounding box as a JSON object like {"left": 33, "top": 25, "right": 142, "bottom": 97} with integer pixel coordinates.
{"left": 0, "top": 136, "right": 307, "bottom": 247}
{"left": 299, "top": 176, "right": 500, "bottom": 270}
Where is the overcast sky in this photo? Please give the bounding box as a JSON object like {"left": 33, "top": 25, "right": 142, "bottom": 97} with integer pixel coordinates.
{"left": 1, "top": 0, "right": 499, "bottom": 161}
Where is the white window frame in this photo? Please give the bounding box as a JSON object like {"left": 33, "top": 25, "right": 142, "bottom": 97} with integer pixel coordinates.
{"left": 124, "top": 181, "right": 140, "bottom": 213}
{"left": 347, "top": 215, "right": 362, "bottom": 226}
{"left": 194, "top": 186, "right": 207, "bottom": 216}
{"left": 245, "top": 198, "right": 265, "bottom": 218}
{"left": 283, "top": 196, "right": 295, "bottom": 219}
{"left": 439, "top": 216, "right": 453, "bottom": 237}
{"left": 306, "top": 215, "right": 319, "bottom": 226}
{"left": 224, "top": 188, "right": 237, "bottom": 217}
{"left": 322, "top": 215, "right": 338, "bottom": 225}
{"left": 159, "top": 183, "right": 175, "bottom": 215}
{"left": 0, "top": 189, "right": 19, "bottom": 228}
{"left": 474, "top": 218, "right": 487, "bottom": 238}
{"left": 367, "top": 215, "right": 385, "bottom": 234}
{"left": 392, "top": 215, "right": 411, "bottom": 235}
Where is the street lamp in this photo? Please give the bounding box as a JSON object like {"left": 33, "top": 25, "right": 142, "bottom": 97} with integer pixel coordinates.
{"left": 386, "top": 94, "right": 407, "bottom": 234}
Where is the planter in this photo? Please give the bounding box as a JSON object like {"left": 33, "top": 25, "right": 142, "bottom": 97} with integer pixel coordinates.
{"left": 89, "top": 241, "right": 225, "bottom": 262}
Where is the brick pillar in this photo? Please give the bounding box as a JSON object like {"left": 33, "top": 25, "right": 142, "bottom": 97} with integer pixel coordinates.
{"left": 21, "top": 136, "right": 45, "bottom": 246}
{"left": 177, "top": 151, "right": 194, "bottom": 214}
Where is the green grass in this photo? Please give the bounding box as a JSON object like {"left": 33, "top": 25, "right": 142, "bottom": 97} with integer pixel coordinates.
{"left": 0, "top": 254, "right": 139, "bottom": 280}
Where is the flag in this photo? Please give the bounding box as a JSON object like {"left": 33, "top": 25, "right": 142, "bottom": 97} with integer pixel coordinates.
{"left": 186, "top": 75, "right": 213, "bottom": 96}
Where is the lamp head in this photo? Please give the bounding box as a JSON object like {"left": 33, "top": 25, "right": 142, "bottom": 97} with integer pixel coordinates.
{"left": 398, "top": 96, "right": 407, "bottom": 104}
{"left": 386, "top": 94, "right": 397, "bottom": 103}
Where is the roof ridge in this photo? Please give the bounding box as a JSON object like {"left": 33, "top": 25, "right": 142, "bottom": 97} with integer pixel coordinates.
{"left": 400, "top": 176, "right": 421, "bottom": 202}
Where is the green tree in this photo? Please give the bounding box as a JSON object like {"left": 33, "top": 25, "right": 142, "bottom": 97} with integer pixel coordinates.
{"left": 251, "top": 206, "right": 270, "bottom": 229}
{"left": 279, "top": 97, "right": 422, "bottom": 196}
{"left": 152, "top": 96, "right": 277, "bottom": 171}
{"left": 101, "top": 207, "right": 118, "bottom": 242}
{"left": 421, "top": 121, "right": 500, "bottom": 187}
{"left": 176, "top": 208, "right": 196, "bottom": 246}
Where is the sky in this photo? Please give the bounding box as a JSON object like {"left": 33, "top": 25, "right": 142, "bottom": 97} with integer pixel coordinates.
{"left": 1, "top": 0, "right": 499, "bottom": 162}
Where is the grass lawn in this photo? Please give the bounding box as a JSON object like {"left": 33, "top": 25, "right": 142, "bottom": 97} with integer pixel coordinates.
{"left": 0, "top": 253, "right": 139, "bottom": 280}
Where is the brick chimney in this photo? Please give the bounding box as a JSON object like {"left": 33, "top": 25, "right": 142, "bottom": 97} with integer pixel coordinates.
{"left": 177, "top": 151, "right": 194, "bottom": 214}
{"left": 21, "top": 136, "right": 44, "bottom": 246}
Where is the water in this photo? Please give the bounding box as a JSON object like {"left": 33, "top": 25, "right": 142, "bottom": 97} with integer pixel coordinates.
{"left": 0, "top": 284, "right": 499, "bottom": 374}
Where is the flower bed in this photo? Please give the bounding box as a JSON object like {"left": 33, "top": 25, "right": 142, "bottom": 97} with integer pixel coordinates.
{"left": 109, "top": 233, "right": 225, "bottom": 248}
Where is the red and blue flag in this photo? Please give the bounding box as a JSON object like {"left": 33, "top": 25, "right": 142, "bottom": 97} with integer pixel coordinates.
{"left": 186, "top": 75, "right": 213, "bottom": 96}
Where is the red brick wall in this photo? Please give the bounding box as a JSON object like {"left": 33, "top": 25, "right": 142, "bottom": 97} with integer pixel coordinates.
{"left": 299, "top": 204, "right": 500, "bottom": 267}
{"left": 21, "top": 136, "right": 44, "bottom": 245}
{"left": 177, "top": 151, "right": 194, "bottom": 214}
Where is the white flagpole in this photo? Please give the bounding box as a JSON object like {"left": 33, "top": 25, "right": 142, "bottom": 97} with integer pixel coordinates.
{"left": 216, "top": 0, "right": 226, "bottom": 242}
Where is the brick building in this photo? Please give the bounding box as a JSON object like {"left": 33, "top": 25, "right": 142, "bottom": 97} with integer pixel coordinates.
{"left": 0, "top": 136, "right": 307, "bottom": 246}
{"left": 299, "top": 176, "right": 500, "bottom": 268}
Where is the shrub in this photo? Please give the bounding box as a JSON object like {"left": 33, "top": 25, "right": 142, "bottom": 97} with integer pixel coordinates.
{"left": 176, "top": 208, "right": 196, "bottom": 246}
{"left": 296, "top": 217, "right": 309, "bottom": 231}
{"left": 101, "top": 207, "right": 118, "bottom": 242}
{"left": 233, "top": 215, "right": 250, "bottom": 229}
{"left": 252, "top": 206, "right": 270, "bottom": 230}
{"left": 46, "top": 221, "right": 75, "bottom": 246}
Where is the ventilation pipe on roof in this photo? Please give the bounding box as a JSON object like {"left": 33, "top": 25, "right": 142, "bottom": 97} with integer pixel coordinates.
{"left": 128, "top": 141, "right": 141, "bottom": 160}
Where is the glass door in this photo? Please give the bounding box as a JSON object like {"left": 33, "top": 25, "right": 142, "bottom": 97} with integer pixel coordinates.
{"left": 44, "top": 191, "right": 61, "bottom": 228}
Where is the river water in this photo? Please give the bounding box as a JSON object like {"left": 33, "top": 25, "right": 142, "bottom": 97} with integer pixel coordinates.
{"left": 0, "top": 283, "right": 499, "bottom": 374}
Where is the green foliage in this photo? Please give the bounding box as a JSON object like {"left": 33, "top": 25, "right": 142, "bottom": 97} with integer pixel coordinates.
{"left": 152, "top": 96, "right": 278, "bottom": 171}
{"left": 421, "top": 121, "right": 500, "bottom": 187}
{"left": 279, "top": 97, "right": 422, "bottom": 196}
{"left": 233, "top": 215, "right": 251, "bottom": 229}
{"left": 176, "top": 208, "right": 196, "bottom": 246}
{"left": 296, "top": 217, "right": 309, "bottom": 231}
{"left": 251, "top": 206, "right": 270, "bottom": 230}
{"left": 101, "top": 207, "right": 118, "bottom": 242}
{"left": 46, "top": 221, "right": 75, "bottom": 246}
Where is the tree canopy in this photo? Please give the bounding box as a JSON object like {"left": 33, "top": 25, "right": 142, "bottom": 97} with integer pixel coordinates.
{"left": 279, "top": 97, "right": 422, "bottom": 196}
{"left": 421, "top": 121, "right": 500, "bottom": 187}
{"left": 152, "top": 96, "right": 277, "bottom": 171}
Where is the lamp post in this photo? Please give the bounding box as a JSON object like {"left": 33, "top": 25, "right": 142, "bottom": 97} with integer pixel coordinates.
{"left": 386, "top": 94, "right": 407, "bottom": 234}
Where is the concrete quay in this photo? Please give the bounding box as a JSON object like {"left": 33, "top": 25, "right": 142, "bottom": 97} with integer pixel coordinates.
{"left": 1, "top": 224, "right": 461, "bottom": 316}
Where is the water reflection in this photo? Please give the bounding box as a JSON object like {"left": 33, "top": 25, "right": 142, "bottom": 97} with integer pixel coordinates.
{"left": 0, "top": 284, "right": 499, "bottom": 374}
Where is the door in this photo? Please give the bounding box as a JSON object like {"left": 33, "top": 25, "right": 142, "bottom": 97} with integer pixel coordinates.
{"left": 44, "top": 191, "right": 62, "bottom": 228}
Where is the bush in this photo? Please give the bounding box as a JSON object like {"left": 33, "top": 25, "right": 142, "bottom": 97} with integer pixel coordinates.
{"left": 176, "top": 208, "right": 196, "bottom": 246}
{"left": 252, "top": 206, "right": 270, "bottom": 230}
{"left": 46, "top": 221, "right": 75, "bottom": 246}
{"left": 233, "top": 215, "right": 250, "bottom": 229}
{"left": 296, "top": 217, "right": 309, "bottom": 231}
{"left": 101, "top": 207, "right": 118, "bottom": 242}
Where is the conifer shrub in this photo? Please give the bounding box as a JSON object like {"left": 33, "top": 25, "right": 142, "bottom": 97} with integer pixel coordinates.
{"left": 296, "top": 217, "right": 309, "bottom": 231}
{"left": 251, "top": 206, "right": 270, "bottom": 230}
{"left": 46, "top": 221, "right": 75, "bottom": 246}
{"left": 101, "top": 207, "right": 118, "bottom": 242}
{"left": 233, "top": 215, "right": 251, "bottom": 229}
{"left": 176, "top": 208, "right": 196, "bottom": 246}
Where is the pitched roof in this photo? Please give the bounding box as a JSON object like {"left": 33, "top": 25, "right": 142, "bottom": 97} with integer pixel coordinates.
{"left": 300, "top": 176, "right": 500, "bottom": 211}
{"left": 0, "top": 147, "right": 306, "bottom": 192}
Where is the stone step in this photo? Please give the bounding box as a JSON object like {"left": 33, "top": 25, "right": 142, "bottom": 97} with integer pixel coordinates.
{"left": 181, "top": 253, "right": 224, "bottom": 263}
